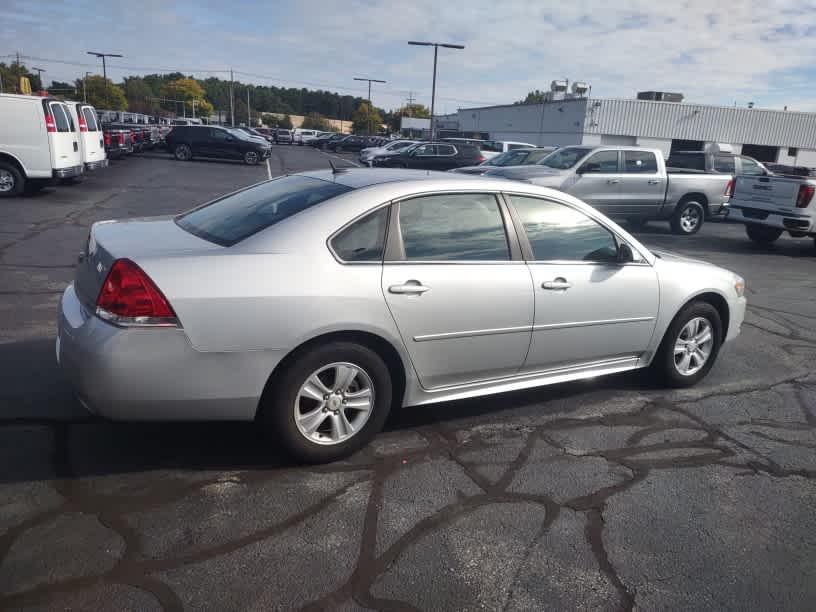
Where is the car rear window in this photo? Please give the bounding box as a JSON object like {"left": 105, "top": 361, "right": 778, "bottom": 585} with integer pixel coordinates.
{"left": 176, "top": 175, "right": 353, "bottom": 246}
{"left": 50, "top": 103, "right": 72, "bottom": 132}
{"left": 82, "top": 107, "right": 99, "bottom": 131}
{"left": 667, "top": 153, "right": 705, "bottom": 170}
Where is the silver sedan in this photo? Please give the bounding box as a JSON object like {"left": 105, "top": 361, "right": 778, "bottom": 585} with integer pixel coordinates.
{"left": 57, "top": 169, "right": 746, "bottom": 462}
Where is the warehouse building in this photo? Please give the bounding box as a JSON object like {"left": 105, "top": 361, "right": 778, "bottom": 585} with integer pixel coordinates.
{"left": 445, "top": 88, "right": 816, "bottom": 167}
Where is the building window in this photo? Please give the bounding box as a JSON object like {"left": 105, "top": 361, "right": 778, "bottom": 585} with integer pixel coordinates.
{"left": 789, "top": 147, "right": 798, "bottom": 157}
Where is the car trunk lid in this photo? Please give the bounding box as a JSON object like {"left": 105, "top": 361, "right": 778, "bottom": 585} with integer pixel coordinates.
{"left": 74, "top": 217, "right": 222, "bottom": 309}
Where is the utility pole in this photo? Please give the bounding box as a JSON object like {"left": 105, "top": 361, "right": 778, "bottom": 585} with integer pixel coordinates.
{"left": 32, "top": 67, "right": 45, "bottom": 90}
{"left": 353, "top": 77, "right": 386, "bottom": 135}
{"left": 86, "top": 51, "right": 123, "bottom": 82}
{"left": 192, "top": 99, "right": 197, "bottom": 119}
{"left": 408, "top": 41, "right": 465, "bottom": 140}
{"left": 247, "top": 87, "right": 251, "bottom": 126}
{"left": 83, "top": 72, "right": 91, "bottom": 102}
{"left": 229, "top": 69, "right": 235, "bottom": 127}
{"left": 406, "top": 91, "right": 416, "bottom": 116}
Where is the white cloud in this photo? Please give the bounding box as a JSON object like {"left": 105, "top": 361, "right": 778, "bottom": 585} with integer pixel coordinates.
{"left": 3, "top": 0, "right": 816, "bottom": 111}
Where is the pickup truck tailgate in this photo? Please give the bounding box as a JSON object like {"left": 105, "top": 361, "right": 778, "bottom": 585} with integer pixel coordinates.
{"left": 733, "top": 175, "right": 799, "bottom": 212}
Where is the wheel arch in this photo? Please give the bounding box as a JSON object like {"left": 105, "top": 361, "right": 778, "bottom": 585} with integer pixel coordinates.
{"left": 671, "top": 290, "right": 730, "bottom": 341}
{"left": 0, "top": 152, "right": 27, "bottom": 178}
{"left": 255, "top": 329, "right": 409, "bottom": 420}
{"left": 677, "top": 192, "right": 710, "bottom": 215}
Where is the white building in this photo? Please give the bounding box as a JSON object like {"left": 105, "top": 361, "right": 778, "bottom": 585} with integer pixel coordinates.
{"left": 447, "top": 96, "right": 816, "bottom": 167}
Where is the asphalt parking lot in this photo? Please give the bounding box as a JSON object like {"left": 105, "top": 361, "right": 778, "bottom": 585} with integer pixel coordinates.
{"left": 1, "top": 146, "right": 815, "bottom": 611}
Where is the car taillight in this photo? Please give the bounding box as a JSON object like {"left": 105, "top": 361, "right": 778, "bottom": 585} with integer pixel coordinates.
{"left": 45, "top": 114, "right": 56, "bottom": 133}
{"left": 96, "top": 259, "right": 178, "bottom": 326}
{"left": 477, "top": 156, "right": 485, "bottom": 163}
{"left": 796, "top": 184, "right": 815, "bottom": 208}
{"left": 78, "top": 115, "right": 88, "bottom": 132}
{"left": 724, "top": 178, "right": 735, "bottom": 198}
{"left": 104, "top": 132, "right": 111, "bottom": 145}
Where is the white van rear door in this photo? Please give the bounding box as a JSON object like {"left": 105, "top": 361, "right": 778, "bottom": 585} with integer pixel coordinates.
{"left": 79, "top": 105, "right": 105, "bottom": 163}
{"left": 48, "top": 102, "right": 81, "bottom": 170}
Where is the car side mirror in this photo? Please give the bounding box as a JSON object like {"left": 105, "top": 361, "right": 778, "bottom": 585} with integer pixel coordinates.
{"left": 617, "top": 243, "right": 634, "bottom": 263}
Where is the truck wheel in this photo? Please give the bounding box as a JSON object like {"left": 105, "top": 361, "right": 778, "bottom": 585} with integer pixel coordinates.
{"left": 0, "top": 162, "right": 24, "bottom": 197}
{"left": 745, "top": 224, "right": 783, "bottom": 244}
{"left": 671, "top": 200, "right": 705, "bottom": 235}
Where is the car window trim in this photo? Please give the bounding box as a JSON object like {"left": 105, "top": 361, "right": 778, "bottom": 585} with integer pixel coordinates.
{"left": 326, "top": 202, "right": 393, "bottom": 265}
{"left": 501, "top": 191, "right": 652, "bottom": 266}
{"left": 622, "top": 150, "right": 659, "bottom": 175}
{"left": 382, "top": 191, "right": 522, "bottom": 264}
{"left": 578, "top": 149, "right": 622, "bottom": 174}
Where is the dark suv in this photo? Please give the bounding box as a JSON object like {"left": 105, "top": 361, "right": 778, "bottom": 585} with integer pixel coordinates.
{"left": 330, "top": 135, "right": 368, "bottom": 152}
{"left": 166, "top": 125, "right": 271, "bottom": 165}
{"left": 372, "top": 142, "right": 482, "bottom": 170}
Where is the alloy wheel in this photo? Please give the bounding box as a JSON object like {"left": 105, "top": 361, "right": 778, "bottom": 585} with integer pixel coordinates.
{"left": 680, "top": 205, "right": 701, "bottom": 233}
{"left": 293, "top": 362, "right": 374, "bottom": 445}
{"left": 245, "top": 151, "right": 259, "bottom": 165}
{"left": 0, "top": 169, "right": 14, "bottom": 193}
{"left": 673, "top": 317, "right": 713, "bottom": 376}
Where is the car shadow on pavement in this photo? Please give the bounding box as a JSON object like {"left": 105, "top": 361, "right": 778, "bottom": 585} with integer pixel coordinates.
{"left": 0, "top": 338, "right": 654, "bottom": 484}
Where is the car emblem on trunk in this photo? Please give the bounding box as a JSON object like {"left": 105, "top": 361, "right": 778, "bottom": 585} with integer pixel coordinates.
{"left": 97, "top": 262, "right": 106, "bottom": 275}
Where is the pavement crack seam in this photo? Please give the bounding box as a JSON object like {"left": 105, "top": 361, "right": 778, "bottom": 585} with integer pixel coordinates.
{"left": 585, "top": 508, "right": 635, "bottom": 612}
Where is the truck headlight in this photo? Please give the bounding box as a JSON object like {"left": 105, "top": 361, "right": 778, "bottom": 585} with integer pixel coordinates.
{"left": 734, "top": 276, "right": 745, "bottom": 297}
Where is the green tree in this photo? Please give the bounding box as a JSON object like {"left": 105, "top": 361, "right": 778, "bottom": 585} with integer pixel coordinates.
{"left": 261, "top": 113, "right": 280, "bottom": 128}
{"left": 0, "top": 61, "right": 42, "bottom": 94}
{"left": 279, "top": 114, "right": 293, "bottom": 129}
{"left": 400, "top": 103, "right": 430, "bottom": 118}
{"left": 516, "top": 89, "right": 548, "bottom": 104}
{"left": 352, "top": 102, "right": 382, "bottom": 135}
{"left": 75, "top": 75, "right": 127, "bottom": 110}
{"left": 123, "top": 77, "right": 158, "bottom": 113}
{"left": 161, "top": 77, "right": 213, "bottom": 117}
{"left": 301, "top": 112, "right": 330, "bottom": 131}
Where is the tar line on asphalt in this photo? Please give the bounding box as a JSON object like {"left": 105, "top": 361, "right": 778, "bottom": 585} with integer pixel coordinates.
{"left": 266, "top": 158, "right": 272, "bottom": 180}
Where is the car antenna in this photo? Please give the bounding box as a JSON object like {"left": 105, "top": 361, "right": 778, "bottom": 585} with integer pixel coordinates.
{"left": 328, "top": 159, "right": 349, "bottom": 175}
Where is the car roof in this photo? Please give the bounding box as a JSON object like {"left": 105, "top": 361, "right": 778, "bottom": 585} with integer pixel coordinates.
{"left": 296, "top": 168, "right": 485, "bottom": 189}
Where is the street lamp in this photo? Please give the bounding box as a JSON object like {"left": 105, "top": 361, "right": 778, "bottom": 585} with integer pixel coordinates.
{"left": 353, "top": 77, "right": 386, "bottom": 135}
{"left": 86, "top": 51, "right": 123, "bottom": 82}
{"left": 83, "top": 72, "right": 91, "bottom": 103}
{"left": 408, "top": 41, "right": 464, "bottom": 140}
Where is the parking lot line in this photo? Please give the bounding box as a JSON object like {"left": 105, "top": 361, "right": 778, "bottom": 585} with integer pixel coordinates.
{"left": 266, "top": 158, "right": 272, "bottom": 180}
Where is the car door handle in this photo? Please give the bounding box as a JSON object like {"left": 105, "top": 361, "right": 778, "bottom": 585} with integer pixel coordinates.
{"left": 389, "top": 282, "right": 430, "bottom": 295}
{"left": 542, "top": 278, "right": 572, "bottom": 290}
{"left": 607, "top": 178, "right": 620, "bottom": 184}
{"left": 647, "top": 179, "right": 661, "bottom": 184}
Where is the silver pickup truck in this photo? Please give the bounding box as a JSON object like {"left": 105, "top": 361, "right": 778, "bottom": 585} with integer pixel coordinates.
{"left": 484, "top": 145, "right": 733, "bottom": 235}
{"left": 728, "top": 173, "right": 816, "bottom": 248}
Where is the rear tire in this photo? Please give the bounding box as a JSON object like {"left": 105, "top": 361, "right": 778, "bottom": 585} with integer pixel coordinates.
{"left": 173, "top": 144, "right": 192, "bottom": 161}
{"left": 0, "top": 162, "right": 24, "bottom": 197}
{"left": 745, "top": 224, "right": 783, "bottom": 244}
{"left": 244, "top": 150, "right": 260, "bottom": 165}
{"left": 670, "top": 199, "right": 705, "bottom": 235}
{"left": 651, "top": 301, "right": 722, "bottom": 388}
{"left": 259, "top": 341, "right": 393, "bottom": 464}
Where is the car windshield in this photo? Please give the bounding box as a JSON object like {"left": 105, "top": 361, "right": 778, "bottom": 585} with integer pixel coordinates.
{"left": 228, "top": 129, "right": 255, "bottom": 141}
{"left": 176, "top": 175, "right": 353, "bottom": 246}
{"left": 538, "top": 147, "right": 592, "bottom": 169}
{"left": 485, "top": 149, "right": 534, "bottom": 166}
{"left": 385, "top": 141, "right": 415, "bottom": 151}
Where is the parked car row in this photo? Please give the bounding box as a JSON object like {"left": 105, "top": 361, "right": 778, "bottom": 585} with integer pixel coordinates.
{"left": 0, "top": 93, "right": 111, "bottom": 196}
{"left": 165, "top": 125, "right": 272, "bottom": 165}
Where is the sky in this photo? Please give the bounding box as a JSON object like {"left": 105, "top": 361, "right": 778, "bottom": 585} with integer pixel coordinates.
{"left": 3, "top": 0, "right": 816, "bottom": 113}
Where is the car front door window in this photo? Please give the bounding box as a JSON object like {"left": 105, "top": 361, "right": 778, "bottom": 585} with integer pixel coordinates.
{"left": 579, "top": 151, "right": 619, "bottom": 173}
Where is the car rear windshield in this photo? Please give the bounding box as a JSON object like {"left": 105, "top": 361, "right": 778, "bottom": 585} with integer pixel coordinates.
{"left": 176, "top": 175, "right": 353, "bottom": 246}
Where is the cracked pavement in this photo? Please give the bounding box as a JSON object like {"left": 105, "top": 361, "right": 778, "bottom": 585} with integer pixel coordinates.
{"left": 1, "top": 149, "right": 815, "bottom": 611}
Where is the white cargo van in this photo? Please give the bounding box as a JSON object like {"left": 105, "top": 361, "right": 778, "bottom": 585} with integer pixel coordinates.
{"left": 66, "top": 102, "right": 108, "bottom": 171}
{"left": 0, "top": 94, "right": 83, "bottom": 196}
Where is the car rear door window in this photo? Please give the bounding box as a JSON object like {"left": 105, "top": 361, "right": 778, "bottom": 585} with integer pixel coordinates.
{"left": 623, "top": 150, "right": 658, "bottom": 173}
{"left": 395, "top": 193, "right": 510, "bottom": 261}
{"left": 82, "top": 107, "right": 99, "bottom": 131}
{"left": 578, "top": 150, "right": 619, "bottom": 173}
{"left": 331, "top": 207, "right": 389, "bottom": 262}
{"left": 176, "top": 175, "right": 353, "bottom": 246}
{"left": 50, "top": 103, "right": 71, "bottom": 133}
{"left": 413, "top": 144, "right": 435, "bottom": 156}
{"left": 713, "top": 155, "right": 735, "bottom": 173}
{"left": 509, "top": 196, "right": 619, "bottom": 262}
{"left": 437, "top": 144, "right": 456, "bottom": 156}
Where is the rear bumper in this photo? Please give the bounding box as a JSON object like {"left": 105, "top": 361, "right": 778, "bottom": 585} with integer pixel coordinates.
{"left": 727, "top": 205, "right": 814, "bottom": 233}
{"left": 84, "top": 159, "right": 109, "bottom": 171}
{"left": 53, "top": 165, "right": 84, "bottom": 179}
{"left": 57, "top": 284, "right": 284, "bottom": 422}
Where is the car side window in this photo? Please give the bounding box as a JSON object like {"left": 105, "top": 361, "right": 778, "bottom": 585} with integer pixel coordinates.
{"left": 623, "top": 150, "right": 658, "bottom": 173}
{"left": 713, "top": 155, "right": 735, "bottom": 173}
{"left": 509, "top": 195, "right": 619, "bottom": 262}
{"left": 740, "top": 157, "right": 765, "bottom": 176}
{"left": 437, "top": 144, "right": 456, "bottom": 155}
{"left": 210, "top": 129, "right": 230, "bottom": 141}
{"left": 331, "top": 207, "right": 388, "bottom": 262}
{"left": 395, "top": 194, "right": 510, "bottom": 261}
{"left": 413, "top": 144, "right": 435, "bottom": 156}
{"left": 579, "top": 150, "right": 619, "bottom": 174}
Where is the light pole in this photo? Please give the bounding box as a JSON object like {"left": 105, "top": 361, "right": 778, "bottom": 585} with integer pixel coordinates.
{"left": 83, "top": 72, "right": 91, "bottom": 102}
{"left": 353, "top": 77, "right": 386, "bottom": 135}
{"left": 86, "top": 51, "right": 123, "bottom": 82}
{"left": 408, "top": 41, "right": 464, "bottom": 140}
{"left": 32, "top": 67, "right": 45, "bottom": 90}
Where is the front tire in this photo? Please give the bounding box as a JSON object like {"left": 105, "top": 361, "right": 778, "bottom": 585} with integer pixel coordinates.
{"left": 0, "top": 162, "right": 24, "bottom": 197}
{"left": 652, "top": 301, "right": 722, "bottom": 388}
{"left": 671, "top": 199, "right": 705, "bottom": 235}
{"left": 174, "top": 144, "right": 192, "bottom": 161}
{"left": 260, "top": 342, "right": 393, "bottom": 463}
{"left": 745, "top": 224, "right": 783, "bottom": 244}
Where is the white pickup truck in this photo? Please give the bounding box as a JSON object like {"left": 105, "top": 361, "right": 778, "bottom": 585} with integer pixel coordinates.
{"left": 484, "top": 145, "right": 734, "bottom": 235}
{"left": 728, "top": 173, "right": 816, "bottom": 248}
